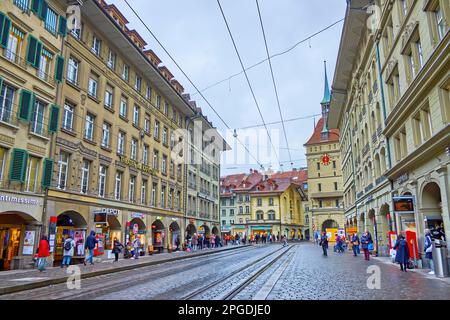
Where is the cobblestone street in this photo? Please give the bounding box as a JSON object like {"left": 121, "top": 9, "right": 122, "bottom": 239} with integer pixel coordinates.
{"left": 1, "top": 243, "right": 449, "bottom": 300}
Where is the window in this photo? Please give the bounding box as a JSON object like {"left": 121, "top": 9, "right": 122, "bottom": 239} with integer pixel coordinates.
{"left": 222, "top": 210, "right": 226, "bottom": 217}
{"left": 104, "top": 85, "right": 113, "bottom": 109}
{"left": 91, "top": 35, "right": 101, "bottom": 56}
{"left": 14, "top": 0, "right": 29, "bottom": 12}
{"left": 154, "top": 120, "right": 160, "bottom": 140}
{"left": 84, "top": 113, "right": 95, "bottom": 141}
{"left": 239, "top": 206, "right": 243, "bottom": 214}
{"left": 38, "top": 48, "right": 53, "bottom": 81}
{"left": 387, "top": 65, "right": 401, "bottom": 108}
{"left": 177, "top": 164, "right": 182, "bottom": 179}
{"left": 162, "top": 155, "right": 167, "bottom": 174}
{"left": 98, "top": 165, "right": 107, "bottom": 197}
{"left": 168, "top": 189, "right": 173, "bottom": 208}
{"left": 45, "top": 7, "right": 58, "bottom": 34}
{"left": 230, "top": 209, "right": 235, "bottom": 216}
{"left": 152, "top": 149, "right": 159, "bottom": 169}
{"left": 88, "top": 76, "right": 98, "bottom": 98}
{"left": 118, "top": 131, "right": 125, "bottom": 155}
{"left": 57, "top": 151, "right": 69, "bottom": 190}
{"left": 156, "top": 95, "right": 161, "bottom": 109}
{"left": 119, "top": 96, "right": 128, "bottom": 118}
{"left": 107, "top": 49, "right": 116, "bottom": 70}
{"left": 162, "top": 127, "right": 168, "bottom": 145}
{"left": 102, "top": 122, "right": 111, "bottom": 148}
{"left": 131, "top": 138, "right": 138, "bottom": 160}
{"left": 170, "top": 160, "right": 174, "bottom": 177}
{"left": 141, "top": 179, "right": 148, "bottom": 205}
{"left": 133, "top": 105, "right": 140, "bottom": 126}
{"left": 80, "top": 160, "right": 90, "bottom": 194}
{"left": 317, "top": 162, "right": 320, "bottom": 170}
{"left": 31, "top": 99, "right": 46, "bottom": 135}
{"left": 25, "top": 156, "right": 39, "bottom": 192}
{"left": 256, "top": 212, "right": 264, "bottom": 220}
{"left": 161, "top": 186, "right": 166, "bottom": 208}
{"left": 135, "top": 75, "right": 142, "bottom": 92}
{"left": 400, "top": 0, "right": 408, "bottom": 16}
{"left": 394, "top": 127, "right": 408, "bottom": 162}
{"left": 122, "top": 64, "right": 129, "bottom": 81}
{"left": 0, "top": 82, "right": 16, "bottom": 123}
{"left": 146, "top": 85, "right": 152, "bottom": 100}
{"left": 412, "top": 104, "right": 432, "bottom": 146}
{"left": 336, "top": 199, "right": 340, "bottom": 208}
{"left": 268, "top": 211, "right": 275, "bottom": 220}
{"left": 164, "top": 102, "right": 169, "bottom": 116}
{"left": 151, "top": 182, "right": 157, "bottom": 206}
{"left": 114, "top": 171, "right": 122, "bottom": 200}
{"left": 257, "top": 198, "right": 262, "bottom": 206}
{"left": 6, "top": 26, "right": 24, "bottom": 63}
{"left": 269, "top": 198, "right": 274, "bottom": 206}
{"left": 245, "top": 206, "right": 250, "bottom": 213}
{"left": 67, "top": 57, "right": 79, "bottom": 84}
{"left": 129, "top": 176, "right": 136, "bottom": 203}
{"left": 144, "top": 115, "right": 150, "bottom": 133}
{"left": 71, "top": 17, "right": 82, "bottom": 39}
{"left": 435, "top": 5, "right": 446, "bottom": 41}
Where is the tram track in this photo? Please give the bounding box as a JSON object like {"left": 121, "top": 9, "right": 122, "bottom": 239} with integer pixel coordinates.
{"left": 182, "top": 244, "right": 296, "bottom": 300}
{"left": 0, "top": 245, "right": 260, "bottom": 300}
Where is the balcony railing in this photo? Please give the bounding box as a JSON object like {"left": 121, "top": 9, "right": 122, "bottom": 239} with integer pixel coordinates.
{"left": 2, "top": 47, "right": 27, "bottom": 69}
{"left": 0, "top": 108, "right": 20, "bottom": 127}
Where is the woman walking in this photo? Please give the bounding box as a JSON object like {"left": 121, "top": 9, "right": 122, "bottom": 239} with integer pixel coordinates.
{"left": 112, "top": 238, "right": 123, "bottom": 262}
{"left": 320, "top": 232, "right": 329, "bottom": 256}
{"left": 394, "top": 234, "right": 410, "bottom": 272}
{"left": 37, "top": 235, "right": 50, "bottom": 272}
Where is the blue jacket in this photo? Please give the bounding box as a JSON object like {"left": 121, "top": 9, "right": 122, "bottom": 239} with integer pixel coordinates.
{"left": 85, "top": 231, "right": 98, "bottom": 250}
{"left": 394, "top": 238, "right": 410, "bottom": 264}
{"left": 360, "top": 235, "right": 369, "bottom": 249}
{"left": 351, "top": 235, "right": 360, "bottom": 244}
{"left": 320, "top": 235, "right": 328, "bottom": 248}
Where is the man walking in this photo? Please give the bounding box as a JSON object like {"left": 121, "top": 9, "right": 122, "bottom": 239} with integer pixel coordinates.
{"left": 84, "top": 231, "right": 98, "bottom": 266}
{"left": 424, "top": 229, "right": 435, "bottom": 275}
{"left": 351, "top": 233, "right": 360, "bottom": 257}
{"left": 320, "top": 232, "right": 328, "bottom": 256}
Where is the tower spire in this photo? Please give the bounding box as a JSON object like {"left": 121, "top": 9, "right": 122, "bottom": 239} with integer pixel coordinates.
{"left": 321, "top": 61, "right": 330, "bottom": 136}
{"left": 321, "top": 60, "right": 331, "bottom": 105}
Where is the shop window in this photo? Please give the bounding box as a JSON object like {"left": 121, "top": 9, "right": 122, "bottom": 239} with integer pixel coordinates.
{"left": 25, "top": 156, "right": 40, "bottom": 192}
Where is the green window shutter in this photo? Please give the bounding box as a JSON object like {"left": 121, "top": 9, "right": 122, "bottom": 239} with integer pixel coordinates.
{"left": 54, "top": 55, "right": 64, "bottom": 82}
{"left": 0, "top": 76, "right": 3, "bottom": 90}
{"left": 26, "top": 35, "right": 38, "bottom": 65}
{"left": 18, "top": 89, "right": 33, "bottom": 121}
{"left": 39, "top": 1, "right": 48, "bottom": 20}
{"left": 48, "top": 104, "right": 60, "bottom": 133}
{"left": 9, "top": 149, "right": 28, "bottom": 183}
{"left": 41, "top": 158, "right": 54, "bottom": 188}
{"left": 58, "top": 16, "right": 67, "bottom": 37}
{"left": 0, "top": 13, "right": 11, "bottom": 48}
{"left": 31, "top": 0, "right": 42, "bottom": 15}
{"left": 33, "top": 41, "right": 42, "bottom": 69}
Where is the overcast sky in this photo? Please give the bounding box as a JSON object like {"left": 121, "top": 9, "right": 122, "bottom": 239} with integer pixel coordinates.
{"left": 110, "top": 0, "right": 347, "bottom": 176}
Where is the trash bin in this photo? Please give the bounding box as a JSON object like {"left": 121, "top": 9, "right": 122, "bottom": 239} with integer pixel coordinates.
{"left": 432, "top": 240, "right": 449, "bottom": 278}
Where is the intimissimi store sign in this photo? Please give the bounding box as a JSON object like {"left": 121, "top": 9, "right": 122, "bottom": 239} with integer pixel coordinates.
{"left": 0, "top": 193, "right": 43, "bottom": 221}
{"left": 0, "top": 194, "right": 39, "bottom": 205}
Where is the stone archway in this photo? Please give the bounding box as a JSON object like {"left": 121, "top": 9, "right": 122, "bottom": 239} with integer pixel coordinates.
{"left": 322, "top": 219, "right": 338, "bottom": 232}
{"left": 212, "top": 226, "right": 219, "bottom": 235}
{"left": 152, "top": 219, "right": 165, "bottom": 252}
{"left": 421, "top": 182, "right": 444, "bottom": 233}
{"left": 169, "top": 221, "right": 180, "bottom": 249}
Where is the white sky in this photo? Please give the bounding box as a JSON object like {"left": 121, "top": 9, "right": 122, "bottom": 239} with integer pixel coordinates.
{"left": 110, "top": 0, "right": 347, "bottom": 175}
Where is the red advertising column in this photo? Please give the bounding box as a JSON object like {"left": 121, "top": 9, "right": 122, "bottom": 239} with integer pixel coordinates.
{"left": 405, "top": 230, "right": 419, "bottom": 260}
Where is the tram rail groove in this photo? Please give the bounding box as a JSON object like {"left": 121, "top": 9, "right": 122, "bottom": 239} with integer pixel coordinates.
{"left": 183, "top": 244, "right": 296, "bottom": 300}
{"left": 0, "top": 244, "right": 251, "bottom": 297}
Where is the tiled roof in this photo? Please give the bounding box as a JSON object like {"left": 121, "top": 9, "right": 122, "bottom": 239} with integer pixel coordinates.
{"left": 249, "top": 178, "right": 293, "bottom": 194}
{"left": 270, "top": 169, "right": 308, "bottom": 183}
{"left": 304, "top": 117, "right": 340, "bottom": 146}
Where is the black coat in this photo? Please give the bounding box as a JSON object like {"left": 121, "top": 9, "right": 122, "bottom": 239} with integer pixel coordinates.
{"left": 320, "top": 235, "right": 328, "bottom": 249}
{"left": 394, "top": 238, "right": 410, "bottom": 264}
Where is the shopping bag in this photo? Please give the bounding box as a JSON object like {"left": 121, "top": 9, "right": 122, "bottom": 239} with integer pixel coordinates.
{"left": 368, "top": 243, "right": 374, "bottom": 251}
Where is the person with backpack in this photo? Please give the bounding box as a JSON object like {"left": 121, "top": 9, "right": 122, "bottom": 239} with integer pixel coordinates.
{"left": 361, "top": 232, "right": 371, "bottom": 261}
{"left": 84, "top": 231, "right": 98, "bottom": 266}
{"left": 112, "top": 238, "right": 123, "bottom": 262}
{"left": 351, "top": 233, "right": 360, "bottom": 257}
{"left": 61, "top": 234, "right": 75, "bottom": 268}
{"left": 37, "top": 235, "right": 50, "bottom": 272}
{"left": 424, "top": 229, "right": 434, "bottom": 275}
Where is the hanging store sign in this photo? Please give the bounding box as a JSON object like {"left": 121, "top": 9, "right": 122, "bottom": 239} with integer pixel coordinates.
{"left": 119, "top": 156, "right": 153, "bottom": 174}
{"left": 131, "top": 212, "right": 145, "bottom": 220}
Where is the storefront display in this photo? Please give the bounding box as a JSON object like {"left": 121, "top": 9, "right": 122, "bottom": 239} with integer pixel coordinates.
{"left": 22, "top": 230, "right": 36, "bottom": 255}
{"left": 55, "top": 228, "right": 86, "bottom": 261}
{"left": 0, "top": 227, "right": 21, "bottom": 271}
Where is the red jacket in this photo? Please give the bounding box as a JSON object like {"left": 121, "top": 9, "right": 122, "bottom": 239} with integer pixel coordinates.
{"left": 37, "top": 239, "right": 50, "bottom": 257}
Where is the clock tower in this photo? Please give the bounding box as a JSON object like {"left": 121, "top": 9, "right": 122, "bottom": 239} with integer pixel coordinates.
{"left": 304, "top": 62, "right": 344, "bottom": 241}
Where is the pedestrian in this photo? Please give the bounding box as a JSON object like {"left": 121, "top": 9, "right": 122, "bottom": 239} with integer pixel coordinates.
{"left": 132, "top": 236, "right": 141, "bottom": 259}
{"left": 351, "top": 233, "right": 360, "bottom": 257}
{"left": 360, "top": 232, "right": 371, "bottom": 261}
{"left": 84, "top": 231, "right": 98, "bottom": 266}
{"left": 282, "top": 235, "right": 288, "bottom": 247}
{"left": 235, "top": 233, "right": 240, "bottom": 245}
{"left": 199, "top": 234, "right": 204, "bottom": 250}
{"left": 175, "top": 235, "right": 181, "bottom": 251}
{"left": 211, "top": 234, "right": 215, "bottom": 249}
{"left": 192, "top": 233, "right": 198, "bottom": 251}
{"left": 112, "top": 238, "right": 123, "bottom": 262}
{"left": 394, "top": 234, "right": 410, "bottom": 272}
{"left": 37, "top": 235, "right": 50, "bottom": 272}
{"left": 320, "top": 232, "right": 328, "bottom": 256}
{"left": 424, "top": 229, "right": 435, "bottom": 275}
{"left": 61, "top": 234, "right": 75, "bottom": 268}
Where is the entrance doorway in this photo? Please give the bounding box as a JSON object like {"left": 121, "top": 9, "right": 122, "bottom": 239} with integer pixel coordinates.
{"left": 169, "top": 221, "right": 180, "bottom": 250}
{"left": 152, "top": 220, "right": 165, "bottom": 253}
{"left": 55, "top": 211, "right": 88, "bottom": 265}
{"left": 422, "top": 182, "right": 445, "bottom": 239}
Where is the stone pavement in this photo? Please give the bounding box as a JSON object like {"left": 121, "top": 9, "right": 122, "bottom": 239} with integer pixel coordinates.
{"left": 0, "top": 244, "right": 247, "bottom": 295}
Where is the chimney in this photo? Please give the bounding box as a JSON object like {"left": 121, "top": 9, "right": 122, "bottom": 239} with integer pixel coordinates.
{"left": 249, "top": 169, "right": 253, "bottom": 173}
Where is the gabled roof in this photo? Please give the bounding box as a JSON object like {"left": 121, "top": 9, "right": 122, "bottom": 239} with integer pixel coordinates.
{"left": 234, "top": 171, "right": 263, "bottom": 192}
{"left": 249, "top": 178, "right": 292, "bottom": 195}
{"left": 270, "top": 169, "right": 308, "bottom": 184}
{"left": 304, "top": 117, "right": 340, "bottom": 146}
{"left": 143, "top": 49, "right": 162, "bottom": 66}
{"left": 102, "top": 3, "right": 129, "bottom": 25}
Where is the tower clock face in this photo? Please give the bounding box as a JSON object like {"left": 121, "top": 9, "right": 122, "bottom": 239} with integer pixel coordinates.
{"left": 321, "top": 154, "right": 331, "bottom": 166}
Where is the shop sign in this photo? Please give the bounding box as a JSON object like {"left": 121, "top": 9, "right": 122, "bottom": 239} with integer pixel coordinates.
{"left": 93, "top": 208, "right": 120, "bottom": 216}
{"left": 49, "top": 216, "right": 57, "bottom": 253}
{"left": 393, "top": 196, "right": 415, "bottom": 214}
{"left": 131, "top": 212, "right": 145, "bottom": 220}
{"left": 120, "top": 156, "right": 153, "bottom": 174}
{"left": 0, "top": 194, "right": 39, "bottom": 205}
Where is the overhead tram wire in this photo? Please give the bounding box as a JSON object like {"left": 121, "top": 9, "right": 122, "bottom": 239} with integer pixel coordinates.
{"left": 255, "top": 0, "right": 293, "bottom": 169}
{"left": 216, "top": 0, "right": 282, "bottom": 170}
{"left": 191, "top": 18, "right": 345, "bottom": 96}
{"left": 123, "top": 0, "right": 265, "bottom": 169}
{"left": 238, "top": 113, "right": 321, "bottom": 130}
